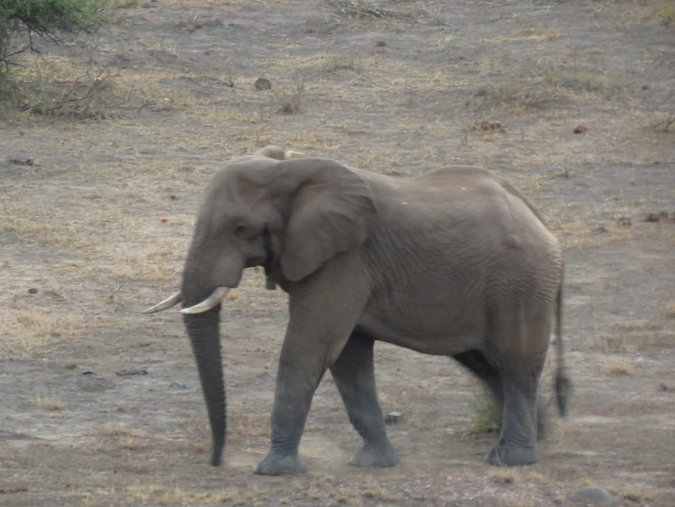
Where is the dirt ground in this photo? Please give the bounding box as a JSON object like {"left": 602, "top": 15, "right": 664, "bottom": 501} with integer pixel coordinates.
{"left": 1, "top": 0, "right": 674, "bottom": 505}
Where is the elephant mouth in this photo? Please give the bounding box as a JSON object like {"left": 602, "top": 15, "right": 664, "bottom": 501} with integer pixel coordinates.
{"left": 245, "top": 255, "right": 266, "bottom": 267}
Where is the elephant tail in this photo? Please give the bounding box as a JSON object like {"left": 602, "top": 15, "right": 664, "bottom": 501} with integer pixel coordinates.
{"left": 554, "top": 267, "right": 572, "bottom": 417}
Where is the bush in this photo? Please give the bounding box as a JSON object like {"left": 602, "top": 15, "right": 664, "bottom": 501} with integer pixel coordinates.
{"left": 0, "top": 0, "right": 133, "bottom": 111}
{"left": 1, "top": 0, "right": 106, "bottom": 67}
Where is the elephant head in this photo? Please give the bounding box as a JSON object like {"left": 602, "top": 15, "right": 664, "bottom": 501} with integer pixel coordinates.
{"left": 144, "top": 148, "right": 376, "bottom": 466}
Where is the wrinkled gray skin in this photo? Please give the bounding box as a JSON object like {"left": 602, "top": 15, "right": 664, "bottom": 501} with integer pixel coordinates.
{"left": 177, "top": 146, "right": 569, "bottom": 475}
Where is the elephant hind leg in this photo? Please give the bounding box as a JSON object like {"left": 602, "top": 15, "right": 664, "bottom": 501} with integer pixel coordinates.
{"left": 330, "top": 331, "right": 398, "bottom": 468}
{"left": 485, "top": 299, "right": 552, "bottom": 466}
{"left": 486, "top": 373, "right": 540, "bottom": 466}
{"left": 452, "top": 349, "right": 503, "bottom": 408}
{"left": 452, "top": 349, "right": 549, "bottom": 444}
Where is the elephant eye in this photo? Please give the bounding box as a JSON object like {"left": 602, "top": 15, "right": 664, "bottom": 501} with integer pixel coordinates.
{"left": 233, "top": 223, "right": 248, "bottom": 238}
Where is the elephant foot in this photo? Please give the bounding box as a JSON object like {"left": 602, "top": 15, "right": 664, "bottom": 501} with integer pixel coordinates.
{"left": 255, "top": 452, "right": 307, "bottom": 476}
{"left": 487, "top": 439, "right": 538, "bottom": 466}
{"left": 349, "top": 442, "right": 399, "bottom": 468}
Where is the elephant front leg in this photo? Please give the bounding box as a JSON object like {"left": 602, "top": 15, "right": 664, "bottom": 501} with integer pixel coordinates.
{"left": 254, "top": 356, "right": 321, "bottom": 475}
{"left": 330, "top": 332, "right": 398, "bottom": 468}
{"left": 255, "top": 260, "right": 371, "bottom": 475}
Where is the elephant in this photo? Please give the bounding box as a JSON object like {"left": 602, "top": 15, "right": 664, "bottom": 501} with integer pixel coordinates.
{"left": 144, "top": 146, "right": 570, "bottom": 475}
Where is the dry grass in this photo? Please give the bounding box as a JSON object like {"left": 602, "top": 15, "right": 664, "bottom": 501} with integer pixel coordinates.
{"left": 665, "top": 302, "right": 675, "bottom": 318}
{"left": 228, "top": 410, "right": 271, "bottom": 440}
{"left": 615, "top": 319, "right": 663, "bottom": 333}
{"left": 329, "top": 0, "right": 386, "bottom": 19}
{"left": 467, "top": 393, "right": 500, "bottom": 435}
{"left": 541, "top": 69, "right": 615, "bottom": 94}
{"left": 35, "top": 395, "right": 65, "bottom": 411}
{"left": 0, "top": 311, "right": 86, "bottom": 359}
{"left": 544, "top": 211, "right": 593, "bottom": 248}
{"left": 0, "top": 216, "right": 86, "bottom": 248}
{"left": 601, "top": 331, "right": 673, "bottom": 354}
{"left": 93, "top": 424, "right": 146, "bottom": 454}
{"left": 274, "top": 79, "right": 306, "bottom": 114}
{"left": 482, "top": 27, "right": 563, "bottom": 43}
{"left": 489, "top": 468, "right": 517, "bottom": 485}
{"left": 116, "top": 403, "right": 138, "bottom": 413}
{"left": 379, "top": 388, "right": 413, "bottom": 414}
{"left": 360, "top": 476, "right": 403, "bottom": 502}
{"left": 107, "top": 258, "right": 180, "bottom": 282}
{"left": 623, "top": 0, "right": 675, "bottom": 26}
{"left": 100, "top": 423, "right": 136, "bottom": 437}
{"left": 125, "top": 483, "right": 221, "bottom": 505}
{"left": 12, "top": 56, "right": 121, "bottom": 119}
{"left": 118, "top": 436, "right": 143, "bottom": 450}
{"left": 604, "top": 320, "right": 674, "bottom": 354}
{"left": 602, "top": 360, "right": 633, "bottom": 377}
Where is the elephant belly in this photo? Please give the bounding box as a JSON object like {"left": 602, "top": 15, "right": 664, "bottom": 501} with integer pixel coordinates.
{"left": 356, "top": 309, "right": 484, "bottom": 356}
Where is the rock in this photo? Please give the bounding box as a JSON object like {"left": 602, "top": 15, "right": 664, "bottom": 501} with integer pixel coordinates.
{"left": 471, "top": 121, "right": 507, "bottom": 132}
{"left": 578, "top": 486, "right": 615, "bottom": 505}
{"left": 28, "top": 287, "right": 39, "bottom": 294}
{"left": 384, "top": 411, "right": 403, "bottom": 424}
{"left": 574, "top": 124, "right": 588, "bottom": 134}
{"left": 616, "top": 216, "right": 632, "bottom": 227}
{"left": 254, "top": 77, "right": 272, "bottom": 91}
{"left": 9, "top": 158, "right": 35, "bottom": 166}
{"left": 168, "top": 381, "right": 187, "bottom": 390}
{"left": 116, "top": 367, "right": 148, "bottom": 376}
{"left": 76, "top": 371, "right": 114, "bottom": 392}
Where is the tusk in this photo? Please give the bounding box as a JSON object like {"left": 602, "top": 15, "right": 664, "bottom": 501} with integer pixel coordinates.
{"left": 181, "top": 287, "right": 230, "bottom": 315}
{"left": 284, "top": 150, "right": 304, "bottom": 159}
{"left": 142, "top": 291, "right": 182, "bottom": 314}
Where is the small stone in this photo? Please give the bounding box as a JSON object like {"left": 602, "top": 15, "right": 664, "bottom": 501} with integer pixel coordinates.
{"left": 27, "top": 288, "right": 38, "bottom": 294}
{"left": 375, "top": 40, "right": 386, "bottom": 47}
{"left": 254, "top": 77, "right": 272, "bottom": 91}
{"left": 595, "top": 224, "right": 609, "bottom": 234}
{"left": 168, "top": 381, "right": 187, "bottom": 390}
{"left": 574, "top": 124, "right": 588, "bottom": 134}
{"left": 384, "top": 411, "right": 403, "bottom": 424}
{"left": 579, "top": 486, "right": 615, "bottom": 505}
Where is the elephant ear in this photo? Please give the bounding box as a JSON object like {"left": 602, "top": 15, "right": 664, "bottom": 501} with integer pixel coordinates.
{"left": 276, "top": 158, "right": 377, "bottom": 282}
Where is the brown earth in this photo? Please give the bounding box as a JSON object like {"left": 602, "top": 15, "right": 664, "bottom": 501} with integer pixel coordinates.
{"left": 1, "top": 0, "right": 674, "bottom": 505}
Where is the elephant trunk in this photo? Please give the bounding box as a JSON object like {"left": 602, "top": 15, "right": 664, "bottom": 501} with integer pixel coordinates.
{"left": 183, "top": 309, "right": 226, "bottom": 466}
{"left": 182, "top": 251, "right": 227, "bottom": 466}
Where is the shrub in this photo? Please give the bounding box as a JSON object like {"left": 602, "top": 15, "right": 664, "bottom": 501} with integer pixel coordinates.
{"left": 0, "top": 0, "right": 133, "bottom": 106}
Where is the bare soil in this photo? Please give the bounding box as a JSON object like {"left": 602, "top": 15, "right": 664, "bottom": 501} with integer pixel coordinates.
{"left": 1, "top": 1, "right": 674, "bottom": 505}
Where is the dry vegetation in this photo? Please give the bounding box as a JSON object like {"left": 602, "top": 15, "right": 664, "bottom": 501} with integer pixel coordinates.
{"left": 1, "top": 0, "right": 674, "bottom": 505}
